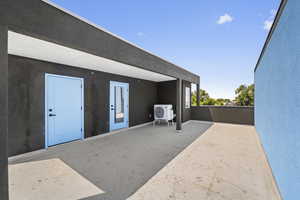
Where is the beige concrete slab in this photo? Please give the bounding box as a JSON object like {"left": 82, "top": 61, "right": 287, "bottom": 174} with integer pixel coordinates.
{"left": 128, "top": 122, "right": 281, "bottom": 200}
{"left": 9, "top": 159, "right": 104, "bottom": 200}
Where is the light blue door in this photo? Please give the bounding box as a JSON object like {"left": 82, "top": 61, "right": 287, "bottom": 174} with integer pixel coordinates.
{"left": 45, "top": 74, "right": 84, "bottom": 147}
{"left": 110, "top": 81, "right": 129, "bottom": 131}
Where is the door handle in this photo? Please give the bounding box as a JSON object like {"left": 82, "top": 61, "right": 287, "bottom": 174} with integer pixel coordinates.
{"left": 49, "top": 114, "right": 56, "bottom": 117}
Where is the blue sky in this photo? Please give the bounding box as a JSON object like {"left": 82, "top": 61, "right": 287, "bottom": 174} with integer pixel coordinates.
{"left": 50, "top": 0, "right": 281, "bottom": 99}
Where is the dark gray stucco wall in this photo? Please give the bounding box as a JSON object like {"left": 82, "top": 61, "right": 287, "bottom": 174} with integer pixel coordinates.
{"left": 191, "top": 106, "right": 254, "bottom": 125}
{"left": 0, "top": 0, "right": 199, "bottom": 84}
{"left": 0, "top": 25, "right": 9, "bottom": 200}
{"left": 8, "top": 55, "right": 157, "bottom": 156}
{"left": 176, "top": 79, "right": 182, "bottom": 130}
{"left": 182, "top": 80, "right": 191, "bottom": 122}
{"left": 157, "top": 80, "right": 191, "bottom": 123}
{"left": 157, "top": 81, "right": 177, "bottom": 110}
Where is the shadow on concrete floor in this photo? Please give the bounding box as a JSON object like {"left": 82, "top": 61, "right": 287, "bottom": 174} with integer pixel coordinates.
{"left": 9, "top": 121, "right": 213, "bottom": 200}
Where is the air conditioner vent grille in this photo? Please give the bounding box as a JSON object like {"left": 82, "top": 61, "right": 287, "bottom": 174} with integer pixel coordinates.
{"left": 155, "top": 107, "right": 165, "bottom": 118}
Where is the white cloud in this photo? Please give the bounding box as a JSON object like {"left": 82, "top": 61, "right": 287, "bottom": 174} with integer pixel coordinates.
{"left": 263, "top": 9, "right": 277, "bottom": 31}
{"left": 217, "top": 13, "right": 234, "bottom": 25}
{"left": 137, "top": 32, "right": 144, "bottom": 37}
{"left": 264, "top": 20, "right": 273, "bottom": 31}
{"left": 270, "top": 9, "right": 277, "bottom": 17}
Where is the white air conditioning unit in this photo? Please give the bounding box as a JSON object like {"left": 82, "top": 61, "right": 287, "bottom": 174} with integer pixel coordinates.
{"left": 153, "top": 104, "right": 175, "bottom": 126}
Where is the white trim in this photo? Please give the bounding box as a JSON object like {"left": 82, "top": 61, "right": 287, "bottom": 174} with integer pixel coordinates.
{"left": 45, "top": 73, "right": 85, "bottom": 148}
{"left": 41, "top": 0, "right": 194, "bottom": 76}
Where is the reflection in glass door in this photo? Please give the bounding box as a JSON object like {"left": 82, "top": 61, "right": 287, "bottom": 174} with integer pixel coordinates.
{"left": 115, "top": 86, "right": 125, "bottom": 123}
{"left": 110, "top": 81, "right": 129, "bottom": 131}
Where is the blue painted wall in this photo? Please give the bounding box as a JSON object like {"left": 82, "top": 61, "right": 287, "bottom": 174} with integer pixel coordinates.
{"left": 255, "top": 0, "right": 300, "bottom": 199}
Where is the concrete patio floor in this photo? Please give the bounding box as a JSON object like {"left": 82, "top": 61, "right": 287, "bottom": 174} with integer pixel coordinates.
{"left": 9, "top": 121, "right": 212, "bottom": 200}
{"left": 129, "top": 122, "right": 281, "bottom": 200}
{"left": 8, "top": 121, "right": 281, "bottom": 200}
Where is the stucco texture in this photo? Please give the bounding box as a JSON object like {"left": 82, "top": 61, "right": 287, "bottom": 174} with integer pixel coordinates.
{"left": 255, "top": 0, "right": 300, "bottom": 199}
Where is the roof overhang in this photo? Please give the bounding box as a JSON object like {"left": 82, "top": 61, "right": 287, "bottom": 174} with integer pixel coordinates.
{"left": 8, "top": 31, "right": 176, "bottom": 82}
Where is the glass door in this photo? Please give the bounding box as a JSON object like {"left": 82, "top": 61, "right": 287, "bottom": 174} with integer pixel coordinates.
{"left": 109, "top": 81, "right": 129, "bottom": 131}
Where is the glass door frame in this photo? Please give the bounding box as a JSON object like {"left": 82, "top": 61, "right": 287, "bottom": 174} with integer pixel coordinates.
{"left": 109, "top": 81, "right": 129, "bottom": 131}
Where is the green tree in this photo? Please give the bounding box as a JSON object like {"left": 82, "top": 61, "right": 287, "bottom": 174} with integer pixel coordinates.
{"left": 215, "top": 98, "right": 232, "bottom": 106}
{"left": 192, "top": 89, "right": 233, "bottom": 106}
{"left": 192, "top": 89, "right": 210, "bottom": 106}
{"left": 191, "top": 91, "right": 197, "bottom": 106}
{"left": 192, "top": 85, "right": 254, "bottom": 107}
{"left": 200, "top": 89, "right": 210, "bottom": 104}
{"left": 203, "top": 97, "right": 216, "bottom": 105}
{"left": 234, "top": 84, "right": 254, "bottom": 106}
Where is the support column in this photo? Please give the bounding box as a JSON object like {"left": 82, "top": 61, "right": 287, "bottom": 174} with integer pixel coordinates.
{"left": 176, "top": 79, "right": 182, "bottom": 131}
{"left": 196, "top": 83, "right": 200, "bottom": 106}
{"left": 0, "top": 25, "right": 9, "bottom": 200}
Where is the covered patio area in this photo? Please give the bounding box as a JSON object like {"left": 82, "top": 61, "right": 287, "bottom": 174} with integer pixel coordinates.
{"left": 8, "top": 121, "right": 281, "bottom": 200}
{"left": 0, "top": 2, "right": 202, "bottom": 198}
